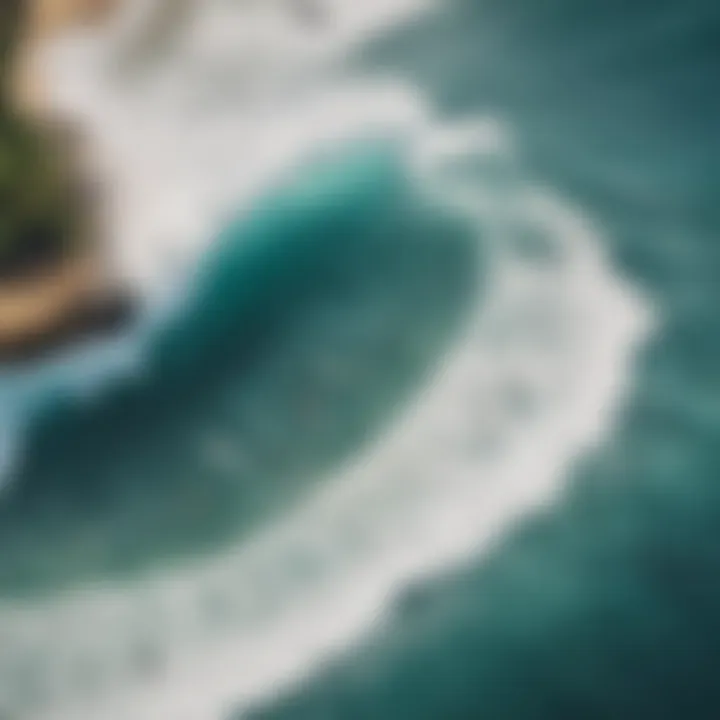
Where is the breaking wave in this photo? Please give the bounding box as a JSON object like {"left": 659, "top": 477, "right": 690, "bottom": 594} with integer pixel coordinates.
{"left": 0, "top": 1, "right": 653, "bottom": 718}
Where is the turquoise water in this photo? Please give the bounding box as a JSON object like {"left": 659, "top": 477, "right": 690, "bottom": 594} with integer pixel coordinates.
{"left": 0, "top": 0, "right": 719, "bottom": 718}
{"left": 0, "top": 143, "right": 477, "bottom": 595}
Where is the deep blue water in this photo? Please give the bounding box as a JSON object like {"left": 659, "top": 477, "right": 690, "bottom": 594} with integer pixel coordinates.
{"left": 241, "top": 1, "right": 720, "bottom": 718}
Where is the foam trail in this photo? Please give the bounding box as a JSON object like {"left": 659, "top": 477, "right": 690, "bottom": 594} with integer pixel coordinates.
{"left": 39, "top": 0, "right": 438, "bottom": 296}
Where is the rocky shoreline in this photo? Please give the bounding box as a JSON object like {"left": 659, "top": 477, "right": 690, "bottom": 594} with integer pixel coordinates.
{"left": 0, "top": 255, "right": 133, "bottom": 362}
{"left": 0, "top": 0, "right": 132, "bottom": 363}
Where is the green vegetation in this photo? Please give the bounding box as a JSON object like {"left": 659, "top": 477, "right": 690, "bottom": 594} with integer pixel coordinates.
{"left": 0, "top": 2, "right": 23, "bottom": 74}
{"left": 0, "top": 0, "right": 83, "bottom": 280}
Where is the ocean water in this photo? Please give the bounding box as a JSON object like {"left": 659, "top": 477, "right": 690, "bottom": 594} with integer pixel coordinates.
{"left": 0, "top": 0, "right": 718, "bottom": 718}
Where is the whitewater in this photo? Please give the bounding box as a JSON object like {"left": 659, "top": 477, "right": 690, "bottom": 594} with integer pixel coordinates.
{"left": 0, "top": 0, "right": 652, "bottom": 718}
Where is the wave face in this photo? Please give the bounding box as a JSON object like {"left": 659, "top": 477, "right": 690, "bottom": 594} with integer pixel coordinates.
{"left": 1, "top": 0, "right": 702, "bottom": 718}
{"left": 0, "top": 138, "right": 479, "bottom": 596}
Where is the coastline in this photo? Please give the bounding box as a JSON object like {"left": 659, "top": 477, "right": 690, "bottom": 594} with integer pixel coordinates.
{"left": 0, "top": 255, "right": 131, "bottom": 362}
{"left": 0, "top": 0, "right": 131, "bottom": 363}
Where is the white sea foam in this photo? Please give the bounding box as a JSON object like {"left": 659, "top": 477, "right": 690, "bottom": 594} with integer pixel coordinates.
{"left": 0, "top": 1, "right": 654, "bottom": 718}
{"left": 40, "top": 0, "right": 437, "bottom": 296}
